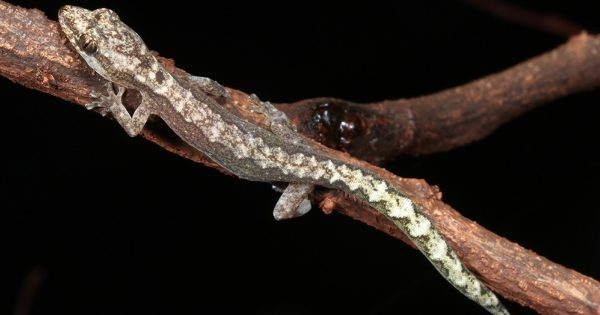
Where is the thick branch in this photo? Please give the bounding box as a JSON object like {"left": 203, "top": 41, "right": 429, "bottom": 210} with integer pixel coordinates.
{"left": 1, "top": 2, "right": 599, "bottom": 314}
{"left": 279, "top": 33, "right": 600, "bottom": 161}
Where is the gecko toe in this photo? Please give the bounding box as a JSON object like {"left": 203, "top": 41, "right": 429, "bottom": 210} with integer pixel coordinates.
{"left": 115, "top": 86, "right": 126, "bottom": 97}
{"left": 85, "top": 101, "right": 102, "bottom": 110}
{"left": 99, "top": 108, "right": 110, "bottom": 116}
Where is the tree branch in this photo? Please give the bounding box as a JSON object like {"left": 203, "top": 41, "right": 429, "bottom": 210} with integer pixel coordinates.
{"left": 462, "top": 0, "right": 585, "bottom": 37}
{"left": 1, "top": 1, "right": 599, "bottom": 314}
{"left": 279, "top": 32, "right": 600, "bottom": 162}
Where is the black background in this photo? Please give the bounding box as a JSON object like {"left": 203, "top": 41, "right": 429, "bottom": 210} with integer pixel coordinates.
{"left": 3, "top": 1, "right": 600, "bottom": 314}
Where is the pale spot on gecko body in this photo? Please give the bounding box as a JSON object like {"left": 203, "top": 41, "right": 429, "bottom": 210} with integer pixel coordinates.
{"left": 408, "top": 214, "right": 432, "bottom": 237}
{"left": 324, "top": 160, "right": 336, "bottom": 172}
{"left": 467, "top": 279, "right": 482, "bottom": 298}
{"left": 290, "top": 153, "right": 305, "bottom": 165}
{"left": 328, "top": 170, "right": 341, "bottom": 184}
{"left": 135, "top": 74, "right": 146, "bottom": 83}
{"left": 295, "top": 167, "right": 308, "bottom": 178}
{"left": 344, "top": 175, "right": 361, "bottom": 191}
{"left": 427, "top": 233, "right": 448, "bottom": 261}
{"left": 155, "top": 85, "right": 169, "bottom": 96}
{"left": 323, "top": 161, "right": 339, "bottom": 183}
{"left": 388, "top": 196, "right": 413, "bottom": 218}
{"left": 312, "top": 168, "right": 326, "bottom": 180}
{"left": 444, "top": 254, "right": 467, "bottom": 287}
{"left": 482, "top": 294, "right": 499, "bottom": 307}
{"left": 368, "top": 180, "right": 388, "bottom": 202}
{"left": 346, "top": 169, "right": 365, "bottom": 191}
{"left": 338, "top": 164, "right": 351, "bottom": 176}
{"left": 273, "top": 147, "right": 287, "bottom": 162}
{"left": 260, "top": 145, "right": 272, "bottom": 157}
{"left": 308, "top": 156, "right": 318, "bottom": 168}
{"left": 234, "top": 145, "right": 250, "bottom": 158}
{"left": 254, "top": 158, "right": 270, "bottom": 169}
{"left": 190, "top": 108, "right": 207, "bottom": 123}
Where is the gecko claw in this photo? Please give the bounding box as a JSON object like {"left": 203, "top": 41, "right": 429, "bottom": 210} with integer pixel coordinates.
{"left": 85, "top": 99, "right": 108, "bottom": 110}
{"left": 85, "top": 99, "right": 111, "bottom": 116}
{"left": 99, "top": 108, "right": 110, "bottom": 116}
{"left": 85, "top": 102, "right": 99, "bottom": 110}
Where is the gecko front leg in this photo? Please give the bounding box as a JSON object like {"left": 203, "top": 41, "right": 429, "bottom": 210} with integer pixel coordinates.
{"left": 187, "top": 75, "right": 230, "bottom": 99}
{"left": 87, "top": 83, "right": 153, "bottom": 137}
{"left": 171, "top": 70, "right": 230, "bottom": 100}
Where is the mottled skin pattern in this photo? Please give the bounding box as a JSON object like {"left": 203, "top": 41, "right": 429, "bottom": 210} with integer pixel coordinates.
{"left": 59, "top": 6, "right": 509, "bottom": 315}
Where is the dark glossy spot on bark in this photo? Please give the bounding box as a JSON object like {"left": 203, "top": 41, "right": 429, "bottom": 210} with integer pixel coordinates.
{"left": 310, "top": 102, "right": 364, "bottom": 150}
{"left": 339, "top": 116, "right": 362, "bottom": 145}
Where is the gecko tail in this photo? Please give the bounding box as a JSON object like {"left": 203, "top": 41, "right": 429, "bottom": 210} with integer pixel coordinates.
{"left": 383, "top": 197, "right": 511, "bottom": 315}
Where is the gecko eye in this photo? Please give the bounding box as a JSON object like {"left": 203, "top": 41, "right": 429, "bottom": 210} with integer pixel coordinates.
{"left": 78, "top": 34, "right": 97, "bottom": 54}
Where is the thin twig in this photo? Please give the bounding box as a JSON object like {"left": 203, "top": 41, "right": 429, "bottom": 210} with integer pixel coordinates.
{"left": 462, "top": 0, "right": 585, "bottom": 37}
{"left": 12, "top": 267, "right": 45, "bottom": 315}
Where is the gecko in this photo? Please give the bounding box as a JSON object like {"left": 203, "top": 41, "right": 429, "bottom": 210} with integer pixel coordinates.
{"left": 58, "top": 6, "right": 510, "bottom": 315}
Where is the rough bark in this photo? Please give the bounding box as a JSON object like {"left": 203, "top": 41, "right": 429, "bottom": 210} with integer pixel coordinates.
{"left": 1, "top": 1, "right": 599, "bottom": 314}
{"left": 279, "top": 33, "right": 600, "bottom": 162}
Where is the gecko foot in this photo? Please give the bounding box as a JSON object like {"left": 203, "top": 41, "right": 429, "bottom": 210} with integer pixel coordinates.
{"left": 86, "top": 82, "right": 125, "bottom": 116}
{"left": 273, "top": 183, "right": 314, "bottom": 221}
{"left": 248, "top": 94, "right": 298, "bottom": 138}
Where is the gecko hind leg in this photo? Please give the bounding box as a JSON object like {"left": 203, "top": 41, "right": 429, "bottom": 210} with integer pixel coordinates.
{"left": 249, "top": 95, "right": 318, "bottom": 220}
{"left": 180, "top": 75, "right": 314, "bottom": 220}
{"left": 273, "top": 183, "right": 314, "bottom": 221}
{"left": 86, "top": 82, "right": 152, "bottom": 137}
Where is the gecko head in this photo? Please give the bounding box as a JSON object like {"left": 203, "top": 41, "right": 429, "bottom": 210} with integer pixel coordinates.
{"left": 58, "top": 5, "right": 155, "bottom": 88}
